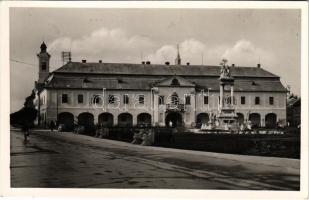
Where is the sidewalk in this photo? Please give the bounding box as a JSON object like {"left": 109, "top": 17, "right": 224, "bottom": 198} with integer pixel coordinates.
{"left": 28, "top": 128, "right": 300, "bottom": 172}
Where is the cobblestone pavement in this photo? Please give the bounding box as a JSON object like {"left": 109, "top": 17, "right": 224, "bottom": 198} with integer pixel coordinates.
{"left": 10, "top": 129, "right": 300, "bottom": 190}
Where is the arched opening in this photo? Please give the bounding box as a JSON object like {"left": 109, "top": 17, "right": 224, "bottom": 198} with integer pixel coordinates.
{"left": 98, "top": 112, "right": 114, "bottom": 127}
{"left": 78, "top": 112, "right": 95, "bottom": 134}
{"left": 118, "top": 113, "right": 133, "bottom": 127}
{"left": 265, "top": 113, "right": 277, "bottom": 128}
{"left": 196, "top": 113, "right": 209, "bottom": 128}
{"left": 137, "top": 113, "right": 152, "bottom": 127}
{"left": 165, "top": 112, "right": 183, "bottom": 128}
{"left": 237, "top": 113, "right": 244, "bottom": 125}
{"left": 249, "top": 113, "right": 261, "bottom": 128}
{"left": 58, "top": 112, "right": 74, "bottom": 131}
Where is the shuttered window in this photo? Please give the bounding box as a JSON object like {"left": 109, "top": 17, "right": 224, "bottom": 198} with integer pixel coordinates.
{"left": 78, "top": 94, "right": 83, "bottom": 104}
{"left": 62, "top": 94, "right": 68, "bottom": 103}
{"left": 139, "top": 95, "right": 144, "bottom": 104}
{"left": 159, "top": 96, "right": 164, "bottom": 105}
{"left": 269, "top": 97, "right": 274, "bottom": 105}
{"left": 255, "top": 97, "right": 260, "bottom": 105}
{"left": 108, "top": 95, "right": 115, "bottom": 104}
{"left": 241, "top": 96, "right": 246, "bottom": 105}
{"left": 123, "top": 94, "right": 129, "bottom": 104}
{"left": 185, "top": 96, "right": 191, "bottom": 105}
{"left": 204, "top": 96, "right": 208, "bottom": 104}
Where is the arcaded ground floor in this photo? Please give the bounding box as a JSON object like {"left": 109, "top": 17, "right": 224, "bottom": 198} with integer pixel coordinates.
{"left": 39, "top": 107, "right": 286, "bottom": 131}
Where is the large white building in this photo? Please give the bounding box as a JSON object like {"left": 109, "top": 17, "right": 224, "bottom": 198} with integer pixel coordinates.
{"left": 35, "top": 42, "right": 287, "bottom": 130}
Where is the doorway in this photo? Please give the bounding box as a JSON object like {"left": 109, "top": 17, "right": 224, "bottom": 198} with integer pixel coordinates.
{"left": 165, "top": 112, "right": 183, "bottom": 127}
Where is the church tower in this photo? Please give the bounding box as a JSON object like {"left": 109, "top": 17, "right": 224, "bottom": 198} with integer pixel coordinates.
{"left": 175, "top": 44, "right": 181, "bottom": 65}
{"left": 37, "top": 42, "right": 51, "bottom": 83}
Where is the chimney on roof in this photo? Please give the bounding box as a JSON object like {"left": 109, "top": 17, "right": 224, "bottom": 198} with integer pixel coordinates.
{"left": 257, "top": 63, "right": 261, "bottom": 68}
{"left": 146, "top": 61, "right": 151, "bottom": 65}
{"left": 99, "top": 60, "right": 102, "bottom": 63}
{"left": 141, "top": 61, "right": 145, "bottom": 64}
{"left": 232, "top": 64, "right": 235, "bottom": 67}
{"left": 165, "top": 61, "right": 170, "bottom": 65}
{"left": 186, "top": 62, "right": 190, "bottom": 66}
{"left": 82, "top": 59, "right": 87, "bottom": 63}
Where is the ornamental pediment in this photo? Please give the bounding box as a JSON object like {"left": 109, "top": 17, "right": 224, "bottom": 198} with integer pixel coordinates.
{"left": 155, "top": 75, "right": 195, "bottom": 87}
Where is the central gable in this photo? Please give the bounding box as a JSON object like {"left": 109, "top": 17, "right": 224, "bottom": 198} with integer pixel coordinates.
{"left": 155, "top": 76, "right": 196, "bottom": 87}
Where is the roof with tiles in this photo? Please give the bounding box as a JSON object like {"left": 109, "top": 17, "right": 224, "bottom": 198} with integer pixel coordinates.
{"left": 54, "top": 62, "right": 279, "bottom": 78}
{"left": 44, "top": 61, "right": 286, "bottom": 92}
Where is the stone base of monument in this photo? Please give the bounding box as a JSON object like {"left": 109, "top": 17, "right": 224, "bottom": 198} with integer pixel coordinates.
{"left": 215, "top": 109, "right": 239, "bottom": 131}
{"left": 215, "top": 119, "right": 239, "bottom": 131}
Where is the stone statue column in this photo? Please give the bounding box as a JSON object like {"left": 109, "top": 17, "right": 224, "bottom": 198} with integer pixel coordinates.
{"left": 220, "top": 84, "right": 224, "bottom": 109}
{"left": 230, "top": 85, "right": 234, "bottom": 106}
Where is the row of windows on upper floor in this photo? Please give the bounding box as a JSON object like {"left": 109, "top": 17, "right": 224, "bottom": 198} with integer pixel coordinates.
{"left": 61, "top": 94, "right": 145, "bottom": 105}
{"left": 59, "top": 94, "right": 275, "bottom": 106}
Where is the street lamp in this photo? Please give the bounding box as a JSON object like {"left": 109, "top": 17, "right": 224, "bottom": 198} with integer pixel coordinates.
{"left": 151, "top": 87, "right": 159, "bottom": 126}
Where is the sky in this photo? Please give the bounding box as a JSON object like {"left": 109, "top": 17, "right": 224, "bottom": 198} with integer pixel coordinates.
{"left": 10, "top": 8, "right": 301, "bottom": 113}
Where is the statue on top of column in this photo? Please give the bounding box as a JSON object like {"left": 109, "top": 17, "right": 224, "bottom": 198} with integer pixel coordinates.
{"left": 220, "top": 59, "right": 231, "bottom": 78}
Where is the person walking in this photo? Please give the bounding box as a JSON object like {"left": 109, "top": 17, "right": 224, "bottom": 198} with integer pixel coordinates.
{"left": 22, "top": 123, "right": 30, "bottom": 143}
{"left": 49, "top": 120, "right": 56, "bottom": 132}
{"left": 169, "top": 121, "right": 173, "bottom": 127}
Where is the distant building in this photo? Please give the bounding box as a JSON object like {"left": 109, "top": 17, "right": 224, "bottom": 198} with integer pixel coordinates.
{"left": 287, "top": 97, "right": 301, "bottom": 127}
{"left": 34, "top": 42, "right": 287, "bottom": 130}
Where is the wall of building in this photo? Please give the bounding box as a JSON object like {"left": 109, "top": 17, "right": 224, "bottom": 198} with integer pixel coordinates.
{"left": 195, "top": 91, "right": 286, "bottom": 126}
{"left": 40, "top": 87, "right": 286, "bottom": 128}
{"left": 43, "top": 88, "right": 153, "bottom": 126}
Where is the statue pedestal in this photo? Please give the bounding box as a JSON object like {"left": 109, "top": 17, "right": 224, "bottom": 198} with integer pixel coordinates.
{"left": 216, "top": 108, "right": 239, "bottom": 131}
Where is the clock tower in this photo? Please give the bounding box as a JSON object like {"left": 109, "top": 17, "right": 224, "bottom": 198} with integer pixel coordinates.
{"left": 37, "top": 41, "right": 50, "bottom": 83}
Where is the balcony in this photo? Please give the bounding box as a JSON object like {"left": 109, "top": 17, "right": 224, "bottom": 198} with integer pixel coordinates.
{"left": 166, "top": 104, "right": 185, "bottom": 112}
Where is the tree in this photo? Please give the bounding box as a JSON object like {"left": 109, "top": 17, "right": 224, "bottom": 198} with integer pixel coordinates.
{"left": 10, "top": 90, "right": 38, "bottom": 128}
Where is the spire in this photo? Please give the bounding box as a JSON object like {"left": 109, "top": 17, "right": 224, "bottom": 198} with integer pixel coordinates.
{"left": 175, "top": 44, "right": 181, "bottom": 65}
{"left": 40, "top": 41, "right": 47, "bottom": 53}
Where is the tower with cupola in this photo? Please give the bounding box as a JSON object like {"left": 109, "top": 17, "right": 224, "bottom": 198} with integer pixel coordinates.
{"left": 37, "top": 42, "right": 51, "bottom": 83}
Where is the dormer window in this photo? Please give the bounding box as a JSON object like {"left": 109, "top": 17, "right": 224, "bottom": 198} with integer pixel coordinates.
{"left": 171, "top": 78, "right": 180, "bottom": 86}
{"left": 83, "top": 77, "right": 91, "bottom": 83}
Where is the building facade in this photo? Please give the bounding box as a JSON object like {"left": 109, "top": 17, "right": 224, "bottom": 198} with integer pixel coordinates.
{"left": 287, "top": 96, "right": 301, "bottom": 127}
{"left": 34, "top": 42, "right": 287, "bottom": 130}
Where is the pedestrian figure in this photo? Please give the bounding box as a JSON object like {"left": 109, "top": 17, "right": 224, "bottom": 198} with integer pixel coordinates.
{"left": 169, "top": 121, "right": 173, "bottom": 127}
{"left": 240, "top": 123, "right": 245, "bottom": 131}
{"left": 201, "top": 123, "right": 206, "bottom": 130}
{"left": 95, "top": 123, "right": 101, "bottom": 137}
{"left": 49, "top": 120, "right": 56, "bottom": 132}
{"left": 22, "top": 124, "right": 30, "bottom": 143}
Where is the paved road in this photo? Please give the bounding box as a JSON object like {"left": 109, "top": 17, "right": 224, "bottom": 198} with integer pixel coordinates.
{"left": 10, "top": 129, "right": 300, "bottom": 190}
